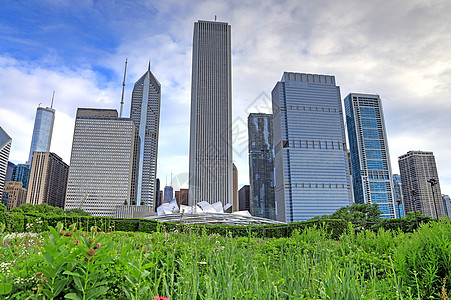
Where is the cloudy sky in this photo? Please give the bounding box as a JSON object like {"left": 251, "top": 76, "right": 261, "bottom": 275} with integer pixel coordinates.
{"left": 1, "top": 0, "right": 451, "bottom": 194}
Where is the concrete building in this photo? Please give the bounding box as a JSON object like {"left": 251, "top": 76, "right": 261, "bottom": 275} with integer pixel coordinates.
{"left": 130, "top": 64, "right": 161, "bottom": 207}
{"left": 26, "top": 152, "right": 69, "bottom": 208}
{"left": 272, "top": 72, "right": 352, "bottom": 222}
{"left": 189, "top": 20, "right": 233, "bottom": 206}
{"left": 239, "top": 185, "right": 250, "bottom": 211}
{"left": 248, "top": 113, "right": 276, "bottom": 219}
{"left": 175, "top": 188, "right": 189, "bottom": 207}
{"left": 0, "top": 127, "right": 12, "bottom": 195}
{"left": 27, "top": 106, "right": 55, "bottom": 165}
{"left": 398, "top": 151, "right": 446, "bottom": 219}
{"left": 64, "top": 108, "right": 139, "bottom": 217}
{"left": 3, "top": 181, "right": 27, "bottom": 210}
{"left": 344, "top": 93, "right": 396, "bottom": 218}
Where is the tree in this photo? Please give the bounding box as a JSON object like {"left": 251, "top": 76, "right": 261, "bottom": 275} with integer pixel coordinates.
{"left": 328, "top": 203, "right": 382, "bottom": 222}
{"left": 65, "top": 208, "right": 91, "bottom": 217}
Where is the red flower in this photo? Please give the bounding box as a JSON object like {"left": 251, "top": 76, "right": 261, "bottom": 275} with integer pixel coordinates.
{"left": 153, "top": 296, "right": 169, "bottom": 300}
{"left": 87, "top": 249, "right": 95, "bottom": 256}
{"left": 65, "top": 231, "right": 73, "bottom": 237}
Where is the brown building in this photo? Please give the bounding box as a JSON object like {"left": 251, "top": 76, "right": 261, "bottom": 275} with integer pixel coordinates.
{"left": 3, "top": 181, "right": 27, "bottom": 210}
{"left": 175, "top": 188, "right": 189, "bottom": 207}
{"left": 27, "top": 152, "right": 69, "bottom": 208}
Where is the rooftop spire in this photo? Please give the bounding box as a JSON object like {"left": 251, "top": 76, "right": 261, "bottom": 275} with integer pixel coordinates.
{"left": 51, "top": 91, "right": 55, "bottom": 108}
{"left": 120, "top": 58, "right": 128, "bottom": 118}
{"left": 148, "top": 60, "right": 151, "bottom": 72}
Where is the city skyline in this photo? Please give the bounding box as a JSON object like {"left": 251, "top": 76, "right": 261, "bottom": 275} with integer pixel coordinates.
{"left": 1, "top": 1, "right": 451, "bottom": 196}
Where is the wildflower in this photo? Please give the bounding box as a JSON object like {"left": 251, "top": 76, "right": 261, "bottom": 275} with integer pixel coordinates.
{"left": 87, "top": 249, "right": 95, "bottom": 256}
{"left": 88, "top": 238, "right": 94, "bottom": 244}
{"left": 73, "top": 239, "right": 79, "bottom": 245}
{"left": 94, "top": 243, "right": 101, "bottom": 249}
{"left": 153, "top": 296, "right": 169, "bottom": 300}
{"left": 143, "top": 248, "right": 147, "bottom": 254}
{"left": 65, "top": 232, "right": 73, "bottom": 237}
{"left": 151, "top": 238, "right": 155, "bottom": 242}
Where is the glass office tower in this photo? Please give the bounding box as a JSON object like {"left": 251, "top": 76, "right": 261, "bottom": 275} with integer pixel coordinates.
{"left": 344, "top": 93, "right": 396, "bottom": 218}
{"left": 27, "top": 106, "right": 55, "bottom": 165}
{"left": 272, "top": 72, "right": 352, "bottom": 223}
{"left": 248, "top": 113, "right": 276, "bottom": 219}
{"left": 130, "top": 65, "right": 161, "bottom": 207}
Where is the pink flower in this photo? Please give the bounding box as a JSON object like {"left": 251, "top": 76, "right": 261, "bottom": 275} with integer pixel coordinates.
{"left": 94, "top": 243, "right": 101, "bottom": 249}
{"left": 153, "top": 296, "right": 169, "bottom": 300}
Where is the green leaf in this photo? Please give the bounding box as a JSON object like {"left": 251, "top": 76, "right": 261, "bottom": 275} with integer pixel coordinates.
{"left": 65, "top": 292, "right": 82, "bottom": 300}
{"left": 63, "top": 270, "right": 83, "bottom": 278}
{"left": 86, "top": 286, "right": 108, "bottom": 300}
{"left": 54, "top": 279, "right": 67, "bottom": 297}
{"left": 0, "top": 282, "right": 12, "bottom": 295}
{"left": 142, "top": 262, "right": 156, "bottom": 270}
{"left": 42, "top": 252, "right": 54, "bottom": 265}
{"left": 42, "top": 289, "right": 55, "bottom": 299}
{"left": 124, "top": 274, "right": 137, "bottom": 286}
{"left": 73, "top": 275, "right": 84, "bottom": 292}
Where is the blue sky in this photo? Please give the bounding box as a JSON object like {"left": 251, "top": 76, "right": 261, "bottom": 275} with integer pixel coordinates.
{"left": 1, "top": 0, "right": 451, "bottom": 195}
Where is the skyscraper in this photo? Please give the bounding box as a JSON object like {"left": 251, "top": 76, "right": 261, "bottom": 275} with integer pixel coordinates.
{"left": 238, "top": 185, "right": 250, "bottom": 211}
{"left": 392, "top": 174, "right": 405, "bottom": 218}
{"left": 27, "top": 106, "right": 55, "bottom": 165}
{"left": 344, "top": 93, "right": 396, "bottom": 219}
{"left": 398, "top": 151, "right": 446, "bottom": 218}
{"left": 27, "top": 152, "right": 69, "bottom": 208}
{"left": 0, "top": 127, "right": 12, "bottom": 196}
{"left": 130, "top": 64, "right": 161, "bottom": 207}
{"left": 441, "top": 194, "right": 451, "bottom": 218}
{"left": 189, "top": 20, "right": 232, "bottom": 206}
{"left": 272, "top": 72, "right": 352, "bottom": 222}
{"left": 12, "top": 164, "right": 31, "bottom": 189}
{"left": 248, "top": 113, "right": 276, "bottom": 220}
{"left": 233, "top": 163, "right": 238, "bottom": 211}
{"left": 65, "top": 108, "right": 139, "bottom": 217}
{"left": 163, "top": 185, "right": 173, "bottom": 203}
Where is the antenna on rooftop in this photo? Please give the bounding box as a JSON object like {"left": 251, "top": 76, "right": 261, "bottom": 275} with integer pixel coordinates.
{"left": 50, "top": 91, "right": 55, "bottom": 108}
{"left": 120, "top": 58, "right": 128, "bottom": 118}
{"left": 215, "top": 15, "right": 217, "bottom": 21}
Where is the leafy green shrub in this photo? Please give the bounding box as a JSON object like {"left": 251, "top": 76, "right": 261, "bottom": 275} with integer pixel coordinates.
{"left": 393, "top": 220, "right": 451, "bottom": 299}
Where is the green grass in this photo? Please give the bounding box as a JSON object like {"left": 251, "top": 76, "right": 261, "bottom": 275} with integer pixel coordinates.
{"left": 0, "top": 220, "right": 450, "bottom": 299}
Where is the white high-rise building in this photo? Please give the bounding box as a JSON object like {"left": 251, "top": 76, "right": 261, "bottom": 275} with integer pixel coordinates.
{"left": 130, "top": 64, "right": 161, "bottom": 207}
{"left": 0, "top": 126, "right": 12, "bottom": 195}
{"left": 27, "top": 106, "right": 55, "bottom": 165}
{"left": 65, "top": 109, "right": 139, "bottom": 217}
{"left": 189, "top": 20, "right": 233, "bottom": 206}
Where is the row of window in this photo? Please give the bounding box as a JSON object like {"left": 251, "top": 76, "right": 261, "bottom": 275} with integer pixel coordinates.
{"left": 283, "top": 139, "right": 345, "bottom": 150}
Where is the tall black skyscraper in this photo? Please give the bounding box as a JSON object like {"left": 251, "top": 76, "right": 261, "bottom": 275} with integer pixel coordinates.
{"left": 248, "top": 113, "right": 276, "bottom": 219}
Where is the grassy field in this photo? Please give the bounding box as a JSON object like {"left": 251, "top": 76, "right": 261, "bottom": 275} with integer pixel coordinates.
{"left": 0, "top": 220, "right": 450, "bottom": 299}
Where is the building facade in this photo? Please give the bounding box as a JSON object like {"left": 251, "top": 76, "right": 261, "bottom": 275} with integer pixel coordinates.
{"left": 3, "top": 181, "right": 27, "bottom": 210}
{"left": 392, "top": 174, "right": 405, "bottom": 218}
{"left": 233, "top": 163, "right": 238, "bottom": 211}
{"left": 27, "top": 152, "right": 69, "bottom": 208}
{"left": 163, "top": 185, "right": 174, "bottom": 203}
{"left": 27, "top": 106, "right": 55, "bottom": 165}
{"left": 5, "top": 162, "right": 15, "bottom": 183}
{"left": 0, "top": 127, "right": 12, "bottom": 195}
{"left": 248, "top": 113, "right": 276, "bottom": 219}
{"left": 344, "top": 93, "right": 396, "bottom": 219}
{"left": 12, "top": 164, "right": 31, "bottom": 189}
{"left": 442, "top": 194, "right": 451, "bottom": 218}
{"left": 65, "top": 108, "right": 139, "bottom": 217}
{"left": 272, "top": 72, "right": 352, "bottom": 222}
{"left": 238, "top": 185, "right": 250, "bottom": 211}
{"left": 189, "top": 20, "right": 233, "bottom": 206}
{"left": 175, "top": 188, "right": 189, "bottom": 207}
{"left": 398, "top": 151, "right": 446, "bottom": 218}
{"left": 130, "top": 65, "right": 161, "bottom": 207}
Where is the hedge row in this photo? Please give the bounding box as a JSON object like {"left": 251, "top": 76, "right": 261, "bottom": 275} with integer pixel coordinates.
{"left": 0, "top": 211, "right": 428, "bottom": 239}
